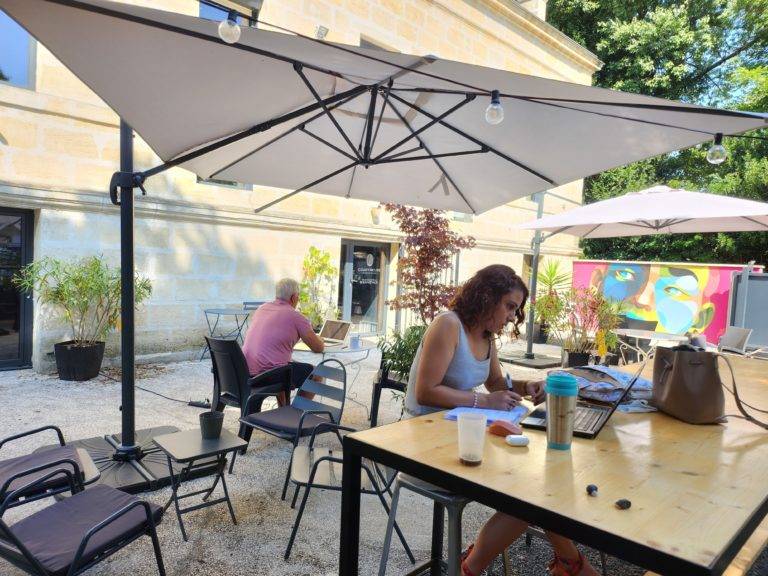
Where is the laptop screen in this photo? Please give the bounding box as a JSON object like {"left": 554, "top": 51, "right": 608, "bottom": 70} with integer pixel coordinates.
{"left": 320, "top": 320, "right": 351, "bottom": 340}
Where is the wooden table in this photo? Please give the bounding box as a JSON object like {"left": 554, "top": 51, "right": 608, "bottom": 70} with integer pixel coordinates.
{"left": 340, "top": 357, "right": 768, "bottom": 575}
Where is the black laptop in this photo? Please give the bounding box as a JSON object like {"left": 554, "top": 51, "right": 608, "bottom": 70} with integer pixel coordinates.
{"left": 521, "top": 362, "right": 646, "bottom": 439}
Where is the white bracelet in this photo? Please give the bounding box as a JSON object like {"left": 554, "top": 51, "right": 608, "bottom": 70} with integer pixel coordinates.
{"left": 472, "top": 392, "right": 479, "bottom": 408}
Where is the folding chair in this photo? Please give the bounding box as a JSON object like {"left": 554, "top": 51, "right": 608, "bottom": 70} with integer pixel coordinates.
{"left": 239, "top": 359, "right": 347, "bottom": 500}
{"left": 0, "top": 470, "right": 164, "bottom": 576}
{"left": 713, "top": 327, "right": 767, "bottom": 357}
{"left": 0, "top": 425, "right": 99, "bottom": 509}
{"left": 284, "top": 422, "right": 414, "bottom": 563}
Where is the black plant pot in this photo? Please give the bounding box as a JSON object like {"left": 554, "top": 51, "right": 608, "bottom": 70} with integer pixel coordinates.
{"left": 537, "top": 323, "right": 550, "bottom": 344}
{"left": 54, "top": 340, "right": 105, "bottom": 381}
{"left": 562, "top": 350, "right": 590, "bottom": 368}
{"left": 200, "top": 411, "right": 224, "bottom": 439}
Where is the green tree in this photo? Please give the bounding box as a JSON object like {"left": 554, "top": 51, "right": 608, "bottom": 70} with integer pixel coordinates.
{"left": 298, "top": 246, "right": 338, "bottom": 330}
{"left": 0, "top": 67, "right": 8, "bottom": 82}
{"left": 548, "top": 0, "right": 768, "bottom": 264}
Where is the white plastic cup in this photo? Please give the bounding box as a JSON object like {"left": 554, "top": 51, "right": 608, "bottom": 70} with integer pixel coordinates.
{"left": 457, "top": 412, "right": 487, "bottom": 466}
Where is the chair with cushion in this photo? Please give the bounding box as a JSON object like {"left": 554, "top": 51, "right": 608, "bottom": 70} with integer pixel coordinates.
{"left": 0, "top": 425, "right": 99, "bottom": 510}
{"left": 239, "top": 358, "right": 347, "bottom": 500}
{"left": 712, "top": 326, "right": 767, "bottom": 357}
{"left": 284, "top": 421, "right": 414, "bottom": 563}
{"left": 206, "top": 337, "right": 292, "bottom": 471}
{"left": 0, "top": 471, "right": 165, "bottom": 576}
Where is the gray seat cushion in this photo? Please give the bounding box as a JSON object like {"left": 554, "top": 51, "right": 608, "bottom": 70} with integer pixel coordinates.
{"left": 242, "top": 406, "right": 330, "bottom": 436}
{"left": 0, "top": 445, "right": 83, "bottom": 498}
{"left": 10, "top": 484, "right": 163, "bottom": 576}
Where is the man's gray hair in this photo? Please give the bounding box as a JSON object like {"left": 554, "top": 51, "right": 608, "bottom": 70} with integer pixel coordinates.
{"left": 275, "top": 277, "right": 300, "bottom": 301}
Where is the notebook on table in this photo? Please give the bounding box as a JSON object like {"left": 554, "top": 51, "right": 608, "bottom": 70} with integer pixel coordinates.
{"left": 444, "top": 406, "right": 529, "bottom": 425}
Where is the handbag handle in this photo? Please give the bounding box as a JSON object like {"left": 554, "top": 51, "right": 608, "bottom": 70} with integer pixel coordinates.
{"left": 718, "top": 354, "right": 768, "bottom": 430}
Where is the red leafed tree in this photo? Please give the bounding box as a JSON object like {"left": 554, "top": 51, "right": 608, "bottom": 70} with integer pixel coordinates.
{"left": 385, "top": 204, "right": 475, "bottom": 325}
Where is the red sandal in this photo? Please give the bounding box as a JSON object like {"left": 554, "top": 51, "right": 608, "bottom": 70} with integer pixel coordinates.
{"left": 548, "top": 551, "right": 585, "bottom": 576}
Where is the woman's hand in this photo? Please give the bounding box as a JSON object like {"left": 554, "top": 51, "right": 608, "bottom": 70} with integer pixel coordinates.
{"left": 484, "top": 390, "right": 523, "bottom": 410}
{"left": 524, "top": 379, "right": 546, "bottom": 405}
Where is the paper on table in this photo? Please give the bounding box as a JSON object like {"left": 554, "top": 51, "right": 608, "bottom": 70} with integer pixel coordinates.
{"left": 444, "top": 406, "right": 529, "bottom": 425}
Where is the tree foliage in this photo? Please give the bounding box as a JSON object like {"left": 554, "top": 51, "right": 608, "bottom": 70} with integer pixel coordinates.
{"left": 548, "top": 0, "right": 768, "bottom": 264}
{"left": 299, "top": 246, "right": 338, "bottom": 330}
{"left": 384, "top": 204, "right": 475, "bottom": 324}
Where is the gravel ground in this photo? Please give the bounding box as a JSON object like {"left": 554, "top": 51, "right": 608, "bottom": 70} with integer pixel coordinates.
{"left": 0, "top": 350, "right": 765, "bottom": 576}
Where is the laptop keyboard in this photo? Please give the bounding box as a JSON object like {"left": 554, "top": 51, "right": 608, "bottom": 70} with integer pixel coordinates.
{"left": 574, "top": 405, "right": 606, "bottom": 433}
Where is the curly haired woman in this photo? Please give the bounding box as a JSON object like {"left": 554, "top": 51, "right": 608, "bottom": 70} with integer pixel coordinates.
{"left": 403, "top": 264, "right": 598, "bottom": 576}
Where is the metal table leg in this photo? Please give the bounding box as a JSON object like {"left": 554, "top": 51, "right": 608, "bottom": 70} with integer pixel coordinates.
{"left": 340, "top": 445, "right": 362, "bottom": 575}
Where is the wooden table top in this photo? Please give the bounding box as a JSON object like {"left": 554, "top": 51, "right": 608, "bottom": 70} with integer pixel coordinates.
{"left": 348, "top": 357, "right": 768, "bottom": 575}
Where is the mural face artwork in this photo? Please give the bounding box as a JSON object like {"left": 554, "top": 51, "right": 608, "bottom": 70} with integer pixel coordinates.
{"left": 573, "top": 261, "right": 746, "bottom": 343}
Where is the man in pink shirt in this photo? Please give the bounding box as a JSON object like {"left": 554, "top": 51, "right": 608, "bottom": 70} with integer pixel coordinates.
{"left": 242, "top": 278, "right": 324, "bottom": 404}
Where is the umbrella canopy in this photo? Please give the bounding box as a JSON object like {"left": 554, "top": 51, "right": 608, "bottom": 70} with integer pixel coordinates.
{"left": 1, "top": 0, "right": 766, "bottom": 214}
{"left": 516, "top": 185, "right": 768, "bottom": 238}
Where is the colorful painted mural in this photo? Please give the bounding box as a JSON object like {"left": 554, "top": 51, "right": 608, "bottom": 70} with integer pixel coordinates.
{"left": 572, "top": 260, "right": 761, "bottom": 344}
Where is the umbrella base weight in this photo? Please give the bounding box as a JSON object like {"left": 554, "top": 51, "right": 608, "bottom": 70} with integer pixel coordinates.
{"left": 37, "top": 426, "right": 220, "bottom": 494}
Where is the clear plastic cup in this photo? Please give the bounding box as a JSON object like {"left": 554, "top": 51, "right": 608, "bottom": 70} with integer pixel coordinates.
{"left": 457, "top": 412, "right": 487, "bottom": 466}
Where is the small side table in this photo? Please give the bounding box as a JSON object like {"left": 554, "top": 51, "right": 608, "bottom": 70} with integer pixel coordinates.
{"left": 200, "top": 308, "right": 251, "bottom": 360}
{"left": 154, "top": 429, "right": 247, "bottom": 541}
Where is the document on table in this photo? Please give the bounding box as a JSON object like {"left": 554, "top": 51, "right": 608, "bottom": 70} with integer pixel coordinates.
{"left": 444, "top": 406, "right": 529, "bottom": 425}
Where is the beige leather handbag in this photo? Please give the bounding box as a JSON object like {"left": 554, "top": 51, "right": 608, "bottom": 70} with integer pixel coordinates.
{"left": 652, "top": 345, "right": 768, "bottom": 429}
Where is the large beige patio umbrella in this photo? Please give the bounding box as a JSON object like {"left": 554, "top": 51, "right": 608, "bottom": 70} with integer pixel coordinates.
{"left": 516, "top": 185, "right": 768, "bottom": 358}
{"left": 1, "top": 0, "right": 766, "bottom": 215}
{"left": 1, "top": 0, "right": 766, "bottom": 490}
{"left": 517, "top": 185, "right": 768, "bottom": 237}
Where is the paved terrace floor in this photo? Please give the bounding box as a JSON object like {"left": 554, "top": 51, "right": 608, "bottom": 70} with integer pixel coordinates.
{"left": 1, "top": 346, "right": 765, "bottom": 576}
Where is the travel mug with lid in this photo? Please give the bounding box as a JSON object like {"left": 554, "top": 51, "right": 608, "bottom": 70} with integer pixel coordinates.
{"left": 545, "top": 372, "right": 579, "bottom": 450}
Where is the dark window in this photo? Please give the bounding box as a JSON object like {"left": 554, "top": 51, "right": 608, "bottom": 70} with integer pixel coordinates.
{"left": 0, "top": 9, "right": 35, "bottom": 89}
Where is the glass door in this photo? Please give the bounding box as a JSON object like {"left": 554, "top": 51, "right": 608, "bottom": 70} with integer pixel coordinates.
{"left": 338, "top": 241, "right": 389, "bottom": 336}
{"left": 0, "top": 209, "right": 33, "bottom": 369}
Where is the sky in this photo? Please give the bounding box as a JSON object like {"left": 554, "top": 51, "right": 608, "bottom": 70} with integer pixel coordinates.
{"left": 0, "top": 10, "right": 31, "bottom": 87}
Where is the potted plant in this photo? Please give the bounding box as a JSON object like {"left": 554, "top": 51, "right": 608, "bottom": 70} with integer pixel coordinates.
{"left": 547, "top": 287, "right": 622, "bottom": 368}
{"left": 532, "top": 259, "right": 570, "bottom": 343}
{"left": 13, "top": 255, "right": 152, "bottom": 381}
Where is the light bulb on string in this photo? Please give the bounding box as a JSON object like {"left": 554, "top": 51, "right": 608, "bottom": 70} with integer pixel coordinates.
{"left": 706, "top": 133, "right": 727, "bottom": 165}
{"left": 485, "top": 89, "right": 504, "bottom": 125}
{"left": 218, "top": 10, "right": 241, "bottom": 44}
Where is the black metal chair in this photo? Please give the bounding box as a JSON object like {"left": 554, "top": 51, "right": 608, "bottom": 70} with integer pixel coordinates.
{"left": 0, "top": 426, "right": 99, "bottom": 510}
{"left": 206, "top": 337, "right": 293, "bottom": 471}
{"left": 370, "top": 359, "right": 406, "bottom": 428}
{"left": 239, "top": 358, "right": 347, "bottom": 500}
{"left": 285, "top": 421, "right": 415, "bottom": 563}
{"left": 0, "top": 470, "right": 165, "bottom": 576}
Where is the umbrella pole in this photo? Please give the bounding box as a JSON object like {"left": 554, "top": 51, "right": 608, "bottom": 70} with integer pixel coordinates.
{"left": 115, "top": 119, "right": 139, "bottom": 458}
{"left": 524, "top": 192, "right": 545, "bottom": 359}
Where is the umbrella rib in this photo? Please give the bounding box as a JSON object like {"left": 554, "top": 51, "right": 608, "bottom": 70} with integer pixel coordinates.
{"left": 742, "top": 216, "right": 768, "bottom": 230}
{"left": 387, "top": 91, "right": 555, "bottom": 186}
{"left": 253, "top": 161, "right": 359, "bottom": 213}
{"left": 582, "top": 224, "right": 603, "bottom": 238}
{"left": 389, "top": 87, "right": 765, "bottom": 121}
{"left": 380, "top": 144, "right": 424, "bottom": 162}
{"left": 207, "top": 90, "right": 365, "bottom": 179}
{"left": 384, "top": 97, "right": 476, "bottom": 214}
{"left": 294, "top": 64, "right": 362, "bottom": 160}
{"left": 299, "top": 126, "right": 358, "bottom": 161}
{"left": 376, "top": 149, "right": 488, "bottom": 164}
{"left": 369, "top": 81, "right": 393, "bottom": 155}
{"left": 372, "top": 95, "right": 475, "bottom": 162}
{"left": 146, "top": 84, "right": 367, "bottom": 179}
